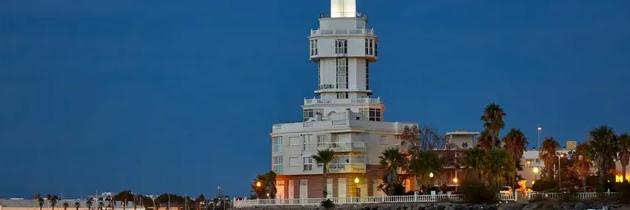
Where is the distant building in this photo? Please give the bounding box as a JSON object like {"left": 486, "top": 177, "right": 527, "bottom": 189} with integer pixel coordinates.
{"left": 0, "top": 199, "right": 145, "bottom": 210}
{"left": 444, "top": 131, "right": 480, "bottom": 150}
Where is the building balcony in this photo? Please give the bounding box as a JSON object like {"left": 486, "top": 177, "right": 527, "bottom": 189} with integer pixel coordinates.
{"left": 316, "top": 141, "right": 366, "bottom": 153}
{"left": 304, "top": 97, "right": 381, "bottom": 106}
{"left": 272, "top": 119, "right": 413, "bottom": 135}
{"left": 310, "top": 28, "right": 374, "bottom": 37}
{"left": 328, "top": 163, "right": 366, "bottom": 173}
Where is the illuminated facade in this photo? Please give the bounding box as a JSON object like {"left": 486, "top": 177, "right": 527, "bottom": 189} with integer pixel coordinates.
{"left": 270, "top": 0, "right": 416, "bottom": 199}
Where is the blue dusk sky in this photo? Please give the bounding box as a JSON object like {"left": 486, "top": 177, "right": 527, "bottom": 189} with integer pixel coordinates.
{"left": 1, "top": 0, "right": 629, "bottom": 198}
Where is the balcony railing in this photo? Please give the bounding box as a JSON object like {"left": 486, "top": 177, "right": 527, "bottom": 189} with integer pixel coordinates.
{"left": 310, "top": 28, "right": 375, "bottom": 36}
{"left": 304, "top": 97, "right": 381, "bottom": 105}
{"left": 328, "top": 163, "right": 366, "bottom": 173}
{"left": 316, "top": 142, "right": 366, "bottom": 152}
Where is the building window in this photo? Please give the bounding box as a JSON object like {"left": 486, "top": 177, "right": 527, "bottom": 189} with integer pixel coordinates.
{"left": 336, "top": 58, "right": 348, "bottom": 89}
{"left": 310, "top": 39, "right": 318, "bottom": 56}
{"left": 317, "top": 135, "right": 330, "bottom": 147}
{"left": 335, "top": 39, "right": 348, "bottom": 54}
{"left": 303, "top": 135, "right": 313, "bottom": 152}
{"left": 273, "top": 156, "right": 283, "bottom": 172}
{"left": 336, "top": 92, "right": 348, "bottom": 99}
{"left": 272, "top": 137, "right": 283, "bottom": 153}
{"left": 303, "top": 157, "right": 314, "bottom": 171}
{"left": 369, "top": 108, "right": 382, "bottom": 121}
{"left": 303, "top": 109, "right": 323, "bottom": 121}
{"left": 366, "top": 62, "right": 370, "bottom": 90}
{"left": 365, "top": 39, "right": 376, "bottom": 55}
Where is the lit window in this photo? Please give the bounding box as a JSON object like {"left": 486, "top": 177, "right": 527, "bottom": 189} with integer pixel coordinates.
{"left": 303, "top": 157, "right": 314, "bottom": 171}
{"left": 335, "top": 39, "right": 348, "bottom": 54}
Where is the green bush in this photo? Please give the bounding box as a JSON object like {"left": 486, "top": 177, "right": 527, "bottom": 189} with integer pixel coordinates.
{"left": 532, "top": 179, "right": 557, "bottom": 192}
{"left": 320, "top": 199, "right": 334, "bottom": 208}
{"left": 460, "top": 179, "right": 497, "bottom": 203}
{"left": 613, "top": 183, "right": 630, "bottom": 203}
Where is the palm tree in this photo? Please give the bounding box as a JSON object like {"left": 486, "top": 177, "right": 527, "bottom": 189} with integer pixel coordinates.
{"left": 540, "top": 137, "right": 559, "bottom": 178}
{"left": 312, "top": 149, "right": 336, "bottom": 198}
{"left": 503, "top": 129, "right": 528, "bottom": 188}
{"left": 480, "top": 103, "right": 506, "bottom": 148}
{"left": 477, "top": 130, "right": 493, "bottom": 151}
{"left": 47, "top": 194, "right": 59, "bottom": 210}
{"left": 618, "top": 133, "right": 630, "bottom": 183}
{"left": 572, "top": 143, "right": 593, "bottom": 191}
{"left": 462, "top": 148, "right": 485, "bottom": 180}
{"left": 484, "top": 149, "right": 513, "bottom": 188}
{"left": 114, "top": 190, "right": 134, "bottom": 210}
{"left": 379, "top": 148, "right": 408, "bottom": 195}
{"left": 74, "top": 202, "right": 80, "bottom": 210}
{"left": 63, "top": 202, "right": 69, "bottom": 210}
{"left": 35, "top": 193, "right": 44, "bottom": 210}
{"left": 589, "top": 126, "right": 619, "bottom": 191}
{"left": 408, "top": 150, "right": 441, "bottom": 190}
{"left": 86, "top": 198, "right": 94, "bottom": 210}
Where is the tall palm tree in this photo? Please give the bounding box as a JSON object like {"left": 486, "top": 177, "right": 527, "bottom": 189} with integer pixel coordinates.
{"left": 312, "top": 149, "right": 336, "bottom": 198}
{"left": 379, "top": 148, "right": 408, "bottom": 195}
{"left": 503, "top": 128, "right": 528, "bottom": 189}
{"left": 35, "top": 193, "right": 44, "bottom": 210}
{"left": 477, "top": 130, "right": 493, "bottom": 151}
{"left": 63, "top": 202, "right": 69, "bottom": 210}
{"left": 86, "top": 198, "right": 94, "bottom": 210}
{"left": 74, "top": 202, "right": 80, "bottom": 210}
{"left": 572, "top": 143, "right": 593, "bottom": 191}
{"left": 540, "top": 137, "right": 559, "bottom": 178}
{"left": 114, "top": 190, "right": 133, "bottom": 210}
{"left": 484, "top": 149, "right": 513, "bottom": 188}
{"left": 589, "top": 126, "right": 619, "bottom": 191}
{"left": 480, "top": 103, "right": 506, "bottom": 148}
{"left": 617, "top": 133, "right": 630, "bottom": 183}
{"left": 408, "top": 150, "right": 441, "bottom": 189}
{"left": 47, "top": 194, "right": 59, "bottom": 210}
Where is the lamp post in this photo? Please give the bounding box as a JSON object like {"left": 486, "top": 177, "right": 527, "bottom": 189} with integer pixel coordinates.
{"left": 558, "top": 153, "right": 564, "bottom": 190}
{"left": 453, "top": 177, "right": 459, "bottom": 192}
{"left": 533, "top": 167, "right": 540, "bottom": 181}
{"left": 537, "top": 126, "right": 542, "bottom": 149}
{"left": 353, "top": 177, "right": 360, "bottom": 199}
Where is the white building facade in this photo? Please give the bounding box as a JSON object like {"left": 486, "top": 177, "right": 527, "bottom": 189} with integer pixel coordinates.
{"left": 270, "top": 0, "right": 416, "bottom": 199}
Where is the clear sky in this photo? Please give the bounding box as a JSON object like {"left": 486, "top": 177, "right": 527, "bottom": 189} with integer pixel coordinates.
{"left": 1, "top": 0, "right": 629, "bottom": 199}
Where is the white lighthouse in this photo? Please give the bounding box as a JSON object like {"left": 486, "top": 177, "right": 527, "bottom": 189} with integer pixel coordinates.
{"left": 270, "top": 0, "right": 416, "bottom": 200}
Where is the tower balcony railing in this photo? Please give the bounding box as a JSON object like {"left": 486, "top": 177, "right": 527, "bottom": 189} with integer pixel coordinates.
{"left": 319, "top": 12, "right": 368, "bottom": 19}
{"left": 328, "top": 163, "right": 366, "bottom": 173}
{"left": 310, "top": 28, "right": 375, "bottom": 36}
{"left": 316, "top": 141, "right": 366, "bottom": 152}
{"left": 304, "top": 97, "right": 381, "bottom": 105}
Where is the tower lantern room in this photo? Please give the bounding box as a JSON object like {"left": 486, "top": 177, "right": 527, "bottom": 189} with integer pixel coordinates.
{"left": 331, "top": 0, "right": 356, "bottom": 18}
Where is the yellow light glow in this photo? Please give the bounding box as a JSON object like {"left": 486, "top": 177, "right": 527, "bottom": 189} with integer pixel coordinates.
{"left": 453, "top": 177, "right": 459, "bottom": 184}
{"left": 354, "top": 177, "right": 360, "bottom": 184}
{"left": 616, "top": 175, "right": 630, "bottom": 183}
{"left": 429, "top": 172, "right": 434, "bottom": 178}
{"left": 532, "top": 180, "right": 536, "bottom": 185}
{"left": 533, "top": 167, "right": 540, "bottom": 174}
{"left": 256, "top": 181, "right": 262, "bottom": 187}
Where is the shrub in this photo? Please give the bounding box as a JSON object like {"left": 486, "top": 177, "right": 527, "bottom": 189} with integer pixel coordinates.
{"left": 320, "top": 199, "right": 334, "bottom": 208}
{"left": 613, "top": 183, "right": 630, "bottom": 203}
{"left": 532, "top": 179, "right": 557, "bottom": 192}
{"left": 460, "top": 178, "right": 497, "bottom": 203}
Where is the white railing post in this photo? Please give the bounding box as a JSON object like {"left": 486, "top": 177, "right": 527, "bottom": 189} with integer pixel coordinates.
{"left": 414, "top": 192, "right": 418, "bottom": 202}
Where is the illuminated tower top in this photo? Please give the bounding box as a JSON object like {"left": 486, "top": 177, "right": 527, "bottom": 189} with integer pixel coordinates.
{"left": 331, "top": 0, "right": 356, "bottom": 18}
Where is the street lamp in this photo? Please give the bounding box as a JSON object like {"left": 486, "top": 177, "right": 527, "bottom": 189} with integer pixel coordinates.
{"left": 558, "top": 153, "right": 565, "bottom": 189}
{"left": 429, "top": 172, "right": 434, "bottom": 178}
{"left": 537, "top": 126, "right": 542, "bottom": 149}
{"left": 453, "top": 177, "right": 459, "bottom": 192}
{"left": 354, "top": 177, "right": 360, "bottom": 198}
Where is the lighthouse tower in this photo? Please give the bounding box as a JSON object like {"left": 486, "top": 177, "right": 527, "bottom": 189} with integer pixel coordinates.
{"left": 306, "top": 0, "right": 382, "bottom": 121}
{"left": 270, "top": 0, "right": 415, "bottom": 200}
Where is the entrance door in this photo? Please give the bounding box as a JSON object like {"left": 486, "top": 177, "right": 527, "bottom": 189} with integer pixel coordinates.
{"left": 299, "top": 179, "right": 308, "bottom": 201}
{"left": 338, "top": 178, "right": 347, "bottom": 202}
{"left": 276, "top": 180, "right": 285, "bottom": 200}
